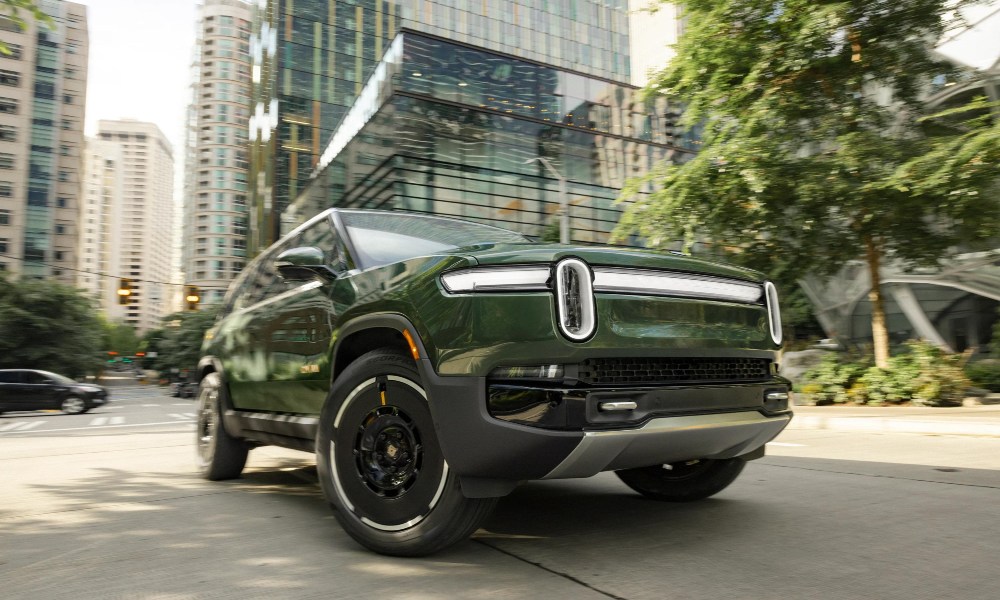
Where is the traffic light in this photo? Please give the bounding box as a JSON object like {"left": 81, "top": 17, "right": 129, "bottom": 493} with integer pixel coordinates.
{"left": 117, "top": 278, "right": 132, "bottom": 305}
{"left": 185, "top": 285, "right": 200, "bottom": 311}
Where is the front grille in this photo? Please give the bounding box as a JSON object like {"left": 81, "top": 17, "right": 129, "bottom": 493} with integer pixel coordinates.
{"left": 578, "top": 357, "right": 771, "bottom": 386}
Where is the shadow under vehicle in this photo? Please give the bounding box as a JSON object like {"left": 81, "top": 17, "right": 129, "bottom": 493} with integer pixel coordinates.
{"left": 195, "top": 209, "right": 791, "bottom": 556}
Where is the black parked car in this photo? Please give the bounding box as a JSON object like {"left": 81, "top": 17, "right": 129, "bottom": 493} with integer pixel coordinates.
{"left": 170, "top": 381, "right": 198, "bottom": 398}
{"left": 0, "top": 369, "right": 110, "bottom": 415}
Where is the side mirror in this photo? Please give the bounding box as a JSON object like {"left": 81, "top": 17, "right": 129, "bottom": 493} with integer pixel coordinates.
{"left": 275, "top": 246, "right": 338, "bottom": 281}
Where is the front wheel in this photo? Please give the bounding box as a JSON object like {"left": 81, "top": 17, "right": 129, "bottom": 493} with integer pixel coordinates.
{"left": 615, "top": 458, "right": 746, "bottom": 502}
{"left": 196, "top": 372, "right": 249, "bottom": 480}
{"left": 61, "top": 396, "right": 88, "bottom": 415}
{"left": 316, "top": 349, "right": 496, "bottom": 557}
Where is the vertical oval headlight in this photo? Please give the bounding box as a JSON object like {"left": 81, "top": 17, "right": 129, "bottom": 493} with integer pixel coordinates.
{"left": 764, "top": 281, "right": 782, "bottom": 345}
{"left": 555, "top": 258, "right": 596, "bottom": 341}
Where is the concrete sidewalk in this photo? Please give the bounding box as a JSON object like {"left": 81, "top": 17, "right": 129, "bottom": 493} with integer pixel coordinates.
{"left": 788, "top": 403, "right": 1000, "bottom": 437}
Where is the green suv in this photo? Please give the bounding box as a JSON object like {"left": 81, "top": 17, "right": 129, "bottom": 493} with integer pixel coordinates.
{"left": 197, "top": 209, "right": 791, "bottom": 556}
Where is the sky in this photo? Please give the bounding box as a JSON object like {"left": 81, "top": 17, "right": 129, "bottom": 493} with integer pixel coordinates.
{"left": 76, "top": 0, "right": 200, "bottom": 157}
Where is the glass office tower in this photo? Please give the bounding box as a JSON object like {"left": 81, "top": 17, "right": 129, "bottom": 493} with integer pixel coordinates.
{"left": 284, "top": 30, "right": 691, "bottom": 243}
{"left": 249, "top": 0, "right": 632, "bottom": 253}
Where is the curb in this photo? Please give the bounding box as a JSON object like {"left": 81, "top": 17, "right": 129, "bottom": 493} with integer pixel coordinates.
{"left": 788, "top": 415, "right": 1000, "bottom": 437}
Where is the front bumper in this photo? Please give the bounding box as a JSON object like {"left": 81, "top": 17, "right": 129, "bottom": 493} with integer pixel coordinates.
{"left": 417, "top": 358, "right": 792, "bottom": 485}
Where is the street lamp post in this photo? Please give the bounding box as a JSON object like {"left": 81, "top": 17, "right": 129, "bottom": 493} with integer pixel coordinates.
{"left": 525, "top": 157, "right": 569, "bottom": 244}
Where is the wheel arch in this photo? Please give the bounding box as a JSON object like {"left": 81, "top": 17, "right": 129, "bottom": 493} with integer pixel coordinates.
{"left": 332, "top": 314, "right": 432, "bottom": 381}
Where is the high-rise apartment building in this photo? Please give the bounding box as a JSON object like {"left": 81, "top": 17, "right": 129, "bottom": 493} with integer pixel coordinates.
{"left": 181, "top": 0, "right": 252, "bottom": 306}
{"left": 249, "top": 0, "right": 633, "bottom": 252}
{"left": 78, "top": 137, "right": 125, "bottom": 318}
{"left": 0, "top": 0, "right": 88, "bottom": 280}
{"left": 94, "top": 120, "right": 174, "bottom": 332}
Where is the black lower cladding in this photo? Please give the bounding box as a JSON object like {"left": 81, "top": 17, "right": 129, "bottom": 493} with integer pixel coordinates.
{"left": 487, "top": 380, "right": 791, "bottom": 430}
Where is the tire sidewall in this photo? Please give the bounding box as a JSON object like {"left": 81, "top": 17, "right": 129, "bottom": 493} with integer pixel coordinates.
{"left": 61, "top": 396, "right": 86, "bottom": 415}
{"left": 195, "top": 372, "right": 248, "bottom": 480}
{"left": 617, "top": 458, "right": 746, "bottom": 502}
{"left": 316, "top": 350, "right": 471, "bottom": 554}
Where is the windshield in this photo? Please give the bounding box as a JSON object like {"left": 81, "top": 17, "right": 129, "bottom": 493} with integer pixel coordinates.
{"left": 341, "top": 211, "right": 530, "bottom": 269}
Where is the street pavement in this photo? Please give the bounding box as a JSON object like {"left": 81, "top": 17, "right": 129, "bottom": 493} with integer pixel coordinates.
{"left": 789, "top": 403, "right": 1000, "bottom": 436}
{"left": 99, "top": 385, "right": 1000, "bottom": 438}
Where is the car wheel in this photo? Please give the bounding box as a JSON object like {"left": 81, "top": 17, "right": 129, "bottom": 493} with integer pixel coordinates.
{"left": 316, "top": 349, "right": 497, "bottom": 557}
{"left": 615, "top": 458, "right": 746, "bottom": 502}
{"left": 196, "top": 372, "right": 249, "bottom": 480}
{"left": 61, "top": 396, "right": 88, "bottom": 415}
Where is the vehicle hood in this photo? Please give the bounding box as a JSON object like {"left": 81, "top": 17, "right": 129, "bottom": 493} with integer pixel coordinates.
{"left": 455, "top": 244, "right": 764, "bottom": 282}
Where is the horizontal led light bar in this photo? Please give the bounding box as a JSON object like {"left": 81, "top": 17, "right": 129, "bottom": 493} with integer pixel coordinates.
{"left": 440, "top": 267, "right": 550, "bottom": 293}
{"left": 592, "top": 268, "right": 763, "bottom": 304}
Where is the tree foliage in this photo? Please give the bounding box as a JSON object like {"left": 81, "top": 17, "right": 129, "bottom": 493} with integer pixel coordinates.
{"left": 0, "top": 276, "right": 105, "bottom": 378}
{"left": 616, "top": 0, "right": 1000, "bottom": 366}
{"left": 146, "top": 308, "right": 220, "bottom": 379}
{"left": 101, "top": 319, "right": 140, "bottom": 357}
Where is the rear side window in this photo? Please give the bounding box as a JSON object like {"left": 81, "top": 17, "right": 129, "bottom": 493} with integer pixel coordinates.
{"left": 0, "top": 371, "right": 22, "bottom": 383}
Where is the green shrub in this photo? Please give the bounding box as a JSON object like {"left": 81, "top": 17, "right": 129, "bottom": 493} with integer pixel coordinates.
{"left": 904, "top": 340, "right": 970, "bottom": 406}
{"left": 797, "top": 340, "right": 971, "bottom": 406}
{"left": 966, "top": 359, "right": 1000, "bottom": 392}
{"left": 799, "top": 353, "right": 869, "bottom": 404}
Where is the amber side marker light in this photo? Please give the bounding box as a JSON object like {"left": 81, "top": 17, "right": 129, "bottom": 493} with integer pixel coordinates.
{"left": 402, "top": 329, "right": 421, "bottom": 361}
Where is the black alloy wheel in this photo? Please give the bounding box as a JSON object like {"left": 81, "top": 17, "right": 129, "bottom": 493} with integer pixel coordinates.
{"left": 316, "top": 349, "right": 497, "bottom": 557}
{"left": 615, "top": 458, "right": 747, "bottom": 502}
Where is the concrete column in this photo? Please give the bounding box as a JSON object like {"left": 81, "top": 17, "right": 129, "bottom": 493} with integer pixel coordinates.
{"left": 890, "top": 283, "right": 953, "bottom": 352}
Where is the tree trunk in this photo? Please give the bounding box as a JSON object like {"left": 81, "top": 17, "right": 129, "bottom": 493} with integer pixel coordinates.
{"left": 865, "top": 236, "right": 890, "bottom": 368}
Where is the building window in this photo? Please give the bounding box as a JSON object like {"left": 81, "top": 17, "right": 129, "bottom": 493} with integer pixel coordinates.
{"left": 0, "top": 97, "right": 16, "bottom": 113}
{"left": 0, "top": 16, "right": 23, "bottom": 33}
{"left": 0, "top": 238, "right": 7, "bottom": 253}
{"left": 0, "top": 70, "right": 19, "bottom": 87}
{"left": 0, "top": 209, "right": 9, "bottom": 225}
{"left": 55, "top": 250, "right": 65, "bottom": 260}
{"left": 55, "top": 224, "right": 65, "bottom": 234}
{"left": 56, "top": 197, "right": 67, "bottom": 208}
{"left": 0, "top": 153, "right": 13, "bottom": 169}
{"left": 0, "top": 181, "right": 11, "bottom": 197}
{"left": 0, "top": 125, "right": 14, "bottom": 141}
{"left": 58, "top": 171, "right": 68, "bottom": 182}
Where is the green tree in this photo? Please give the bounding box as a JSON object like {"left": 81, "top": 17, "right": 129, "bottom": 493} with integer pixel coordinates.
{"left": 616, "top": 0, "right": 1000, "bottom": 367}
{"left": 0, "top": 276, "right": 104, "bottom": 378}
{"left": 155, "top": 308, "right": 220, "bottom": 380}
{"left": 101, "top": 319, "right": 140, "bottom": 357}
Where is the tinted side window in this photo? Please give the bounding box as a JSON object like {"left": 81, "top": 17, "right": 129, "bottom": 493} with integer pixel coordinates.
{"left": 24, "top": 371, "right": 48, "bottom": 384}
{"left": 297, "top": 215, "right": 346, "bottom": 271}
{"left": 221, "top": 263, "right": 258, "bottom": 316}
{"left": 0, "top": 371, "right": 22, "bottom": 383}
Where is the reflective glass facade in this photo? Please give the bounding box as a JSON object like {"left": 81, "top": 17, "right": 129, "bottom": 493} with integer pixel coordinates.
{"left": 249, "top": 0, "right": 633, "bottom": 253}
{"left": 286, "top": 31, "right": 691, "bottom": 243}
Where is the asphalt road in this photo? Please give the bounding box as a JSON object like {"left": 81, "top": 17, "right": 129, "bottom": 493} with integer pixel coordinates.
{"left": 2, "top": 393, "right": 999, "bottom": 599}
{"left": 0, "top": 386, "right": 197, "bottom": 436}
